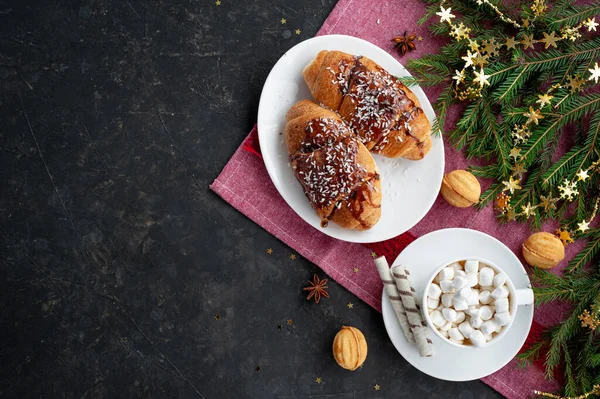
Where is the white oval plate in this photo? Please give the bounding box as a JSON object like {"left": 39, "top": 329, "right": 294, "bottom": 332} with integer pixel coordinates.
{"left": 382, "top": 228, "right": 534, "bottom": 381}
{"left": 257, "top": 35, "right": 445, "bottom": 243}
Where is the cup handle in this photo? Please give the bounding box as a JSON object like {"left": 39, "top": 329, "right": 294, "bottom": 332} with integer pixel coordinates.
{"left": 515, "top": 288, "right": 534, "bottom": 306}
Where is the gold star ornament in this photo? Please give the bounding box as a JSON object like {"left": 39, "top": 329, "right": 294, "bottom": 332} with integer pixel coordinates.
{"left": 536, "top": 93, "right": 553, "bottom": 108}
{"left": 315, "top": 377, "right": 322, "bottom": 384}
{"left": 588, "top": 62, "right": 600, "bottom": 84}
{"left": 290, "top": 253, "right": 297, "bottom": 260}
{"left": 353, "top": 267, "right": 359, "bottom": 273}
{"left": 347, "top": 302, "right": 354, "bottom": 309}
{"left": 505, "top": 36, "right": 518, "bottom": 50}
{"left": 521, "top": 202, "right": 536, "bottom": 218}
{"left": 495, "top": 192, "right": 511, "bottom": 211}
{"left": 555, "top": 228, "right": 573, "bottom": 245}
{"left": 540, "top": 31, "right": 559, "bottom": 49}
{"left": 371, "top": 251, "right": 377, "bottom": 258}
{"left": 266, "top": 248, "right": 273, "bottom": 255}
{"left": 524, "top": 107, "right": 544, "bottom": 125}
{"left": 280, "top": 18, "right": 287, "bottom": 24}
{"left": 521, "top": 34, "right": 535, "bottom": 50}
{"left": 584, "top": 18, "right": 599, "bottom": 32}
{"left": 577, "top": 169, "right": 591, "bottom": 181}
{"left": 566, "top": 75, "right": 586, "bottom": 93}
{"left": 295, "top": 29, "right": 301, "bottom": 35}
{"left": 578, "top": 220, "right": 590, "bottom": 233}
{"left": 503, "top": 176, "right": 522, "bottom": 194}
{"left": 453, "top": 69, "right": 466, "bottom": 84}
{"left": 436, "top": 6, "right": 455, "bottom": 23}
{"left": 511, "top": 163, "right": 527, "bottom": 178}
{"left": 461, "top": 51, "right": 477, "bottom": 68}
{"left": 509, "top": 147, "right": 522, "bottom": 161}
{"left": 558, "top": 179, "right": 578, "bottom": 201}
{"left": 287, "top": 319, "right": 293, "bottom": 325}
{"left": 473, "top": 68, "right": 490, "bottom": 87}
{"left": 540, "top": 195, "right": 558, "bottom": 212}
{"left": 374, "top": 384, "right": 381, "bottom": 391}
{"left": 215, "top": 0, "right": 221, "bottom": 5}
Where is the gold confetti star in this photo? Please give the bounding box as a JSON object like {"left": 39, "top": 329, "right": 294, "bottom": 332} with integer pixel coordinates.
{"left": 290, "top": 253, "right": 297, "bottom": 260}
{"left": 522, "top": 18, "right": 530, "bottom": 28}
{"left": 280, "top": 18, "right": 287, "bottom": 24}
{"left": 473, "top": 52, "right": 488, "bottom": 67}
{"left": 540, "top": 31, "right": 559, "bottom": 49}
{"left": 468, "top": 39, "right": 479, "bottom": 52}
{"left": 417, "top": 36, "right": 423, "bottom": 41}
{"left": 578, "top": 220, "right": 590, "bottom": 233}
{"left": 436, "top": 6, "right": 455, "bottom": 23}
{"left": 536, "top": 93, "right": 553, "bottom": 108}
{"left": 287, "top": 319, "right": 293, "bottom": 325}
{"left": 503, "top": 176, "right": 522, "bottom": 194}
{"left": 521, "top": 202, "right": 536, "bottom": 218}
{"left": 347, "top": 302, "right": 354, "bottom": 309}
{"left": 555, "top": 228, "right": 573, "bottom": 245}
{"left": 481, "top": 39, "right": 500, "bottom": 56}
{"left": 509, "top": 147, "right": 522, "bottom": 161}
{"left": 540, "top": 195, "right": 558, "bottom": 212}
{"left": 315, "top": 377, "right": 322, "bottom": 384}
{"left": 511, "top": 163, "right": 526, "bottom": 178}
{"left": 495, "top": 192, "right": 511, "bottom": 211}
{"left": 521, "top": 34, "right": 535, "bottom": 50}
{"left": 507, "top": 208, "right": 517, "bottom": 221}
{"left": 267, "top": 248, "right": 273, "bottom": 255}
{"left": 584, "top": 18, "right": 599, "bottom": 32}
{"left": 353, "top": 267, "right": 359, "bottom": 273}
{"left": 588, "top": 62, "right": 600, "bottom": 83}
{"left": 295, "top": 29, "right": 301, "bottom": 35}
{"left": 505, "top": 36, "right": 518, "bottom": 50}
{"left": 214, "top": 314, "right": 220, "bottom": 320}
{"left": 454, "top": 23, "right": 471, "bottom": 40}
{"left": 524, "top": 107, "right": 544, "bottom": 125}
{"left": 577, "top": 169, "right": 590, "bottom": 181}
{"left": 473, "top": 68, "right": 490, "bottom": 87}
{"left": 461, "top": 50, "right": 477, "bottom": 68}
{"left": 453, "top": 69, "right": 466, "bottom": 84}
{"left": 370, "top": 251, "right": 377, "bottom": 258}
{"left": 215, "top": 0, "right": 221, "bottom": 5}
{"left": 374, "top": 384, "right": 381, "bottom": 391}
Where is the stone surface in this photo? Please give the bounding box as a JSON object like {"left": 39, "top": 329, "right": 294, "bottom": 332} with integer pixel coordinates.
{"left": 0, "top": 1, "right": 503, "bottom": 397}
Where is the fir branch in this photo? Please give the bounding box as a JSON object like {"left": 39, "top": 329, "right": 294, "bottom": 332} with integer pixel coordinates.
{"left": 567, "top": 235, "right": 600, "bottom": 273}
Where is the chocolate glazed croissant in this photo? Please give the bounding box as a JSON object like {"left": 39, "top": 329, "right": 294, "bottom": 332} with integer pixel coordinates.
{"left": 285, "top": 100, "right": 382, "bottom": 230}
{"left": 302, "top": 50, "right": 432, "bottom": 160}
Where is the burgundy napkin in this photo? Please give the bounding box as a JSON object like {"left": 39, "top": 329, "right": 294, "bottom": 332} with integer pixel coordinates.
{"left": 210, "top": 0, "right": 587, "bottom": 396}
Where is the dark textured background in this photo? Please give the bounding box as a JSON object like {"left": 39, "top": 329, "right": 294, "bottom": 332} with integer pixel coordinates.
{"left": 0, "top": 1, "right": 503, "bottom": 397}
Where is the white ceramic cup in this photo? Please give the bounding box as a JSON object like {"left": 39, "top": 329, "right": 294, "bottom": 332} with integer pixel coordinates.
{"left": 421, "top": 257, "right": 534, "bottom": 348}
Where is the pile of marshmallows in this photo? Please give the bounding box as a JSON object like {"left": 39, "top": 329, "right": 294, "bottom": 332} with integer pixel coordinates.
{"left": 426, "top": 260, "right": 512, "bottom": 347}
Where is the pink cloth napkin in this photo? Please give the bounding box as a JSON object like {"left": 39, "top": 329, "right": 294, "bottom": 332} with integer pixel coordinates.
{"left": 210, "top": 0, "right": 587, "bottom": 396}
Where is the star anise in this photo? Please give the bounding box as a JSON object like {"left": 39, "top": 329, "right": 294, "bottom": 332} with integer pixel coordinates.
{"left": 303, "top": 274, "right": 329, "bottom": 304}
{"left": 391, "top": 31, "right": 417, "bottom": 56}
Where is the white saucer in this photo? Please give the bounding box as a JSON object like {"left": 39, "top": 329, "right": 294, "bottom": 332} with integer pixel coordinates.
{"left": 382, "top": 228, "right": 534, "bottom": 381}
{"left": 257, "top": 34, "right": 444, "bottom": 243}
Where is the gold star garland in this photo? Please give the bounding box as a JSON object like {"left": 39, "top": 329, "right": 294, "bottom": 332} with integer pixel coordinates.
{"left": 535, "top": 384, "right": 600, "bottom": 399}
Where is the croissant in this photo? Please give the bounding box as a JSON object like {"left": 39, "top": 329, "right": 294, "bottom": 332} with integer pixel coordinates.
{"left": 285, "top": 99, "right": 382, "bottom": 230}
{"left": 302, "top": 50, "right": 432, "bottom": 160}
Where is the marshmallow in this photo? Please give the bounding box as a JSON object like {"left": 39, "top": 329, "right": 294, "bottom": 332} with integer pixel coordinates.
{"left": 441, "top": 320, "right": 453, "bottom": 331}
{"left": 466, "top": 273, "right": 479, "bottom": 287}
{"left": 480, "top": 306, "right": 494, "bottom": 321}
{"left": 455, "top": 270, "right": 466, "bottom": 278}
{"left": 470, "top": 330, "right": 487, "bottom": 347}
{"left": 452, "top": 276, "right": 468, "bottom": 290}
{"left": 455, "top": 286, "right": 472, "bottom": 301}
{"left": 481, "top": 319, "right": 499, "bottom": 335}
{"left": 467, "top": 291, "right": 480, "bottom": 306}
{"left": 449, "top": 262, "right": 462, "bottom": 271}
{"left": 436, "top": 304, "right": 445, "bottom": 312}
{"left": 454, "top": 298, "right": 468, "bottom": 311}
{"left": 491, "top": 285, "right": 509, "bottom": 299}
{"left": 484, "top": 332, "right": 494, "bottom": 342}
{"left": 478, "top": 290, "right": 493, "bottom": 305}
{"left": 495, "top": 297, "right": 509, "bottom": 313}
{"left": 495, "top": 311, "right": 512, "bottom": 326}
{"left": 479, "top": 267, "right": 495, "bottom": 286}
{"left": 495, "top": 324, "right": 503, "bottom": 333}
{"left": 427, "top": 297, "right": 440, "bottom": 309}
{"left": 455, "top": 311, "right": 466, "bottom": 324}
{"left": 428, "top": 283, "right": 442, "bottom": 299}
{"left": 470, "top": 316, "right": 483, "bottom": 328}
{"left": 458, "top": 321, "right": 473, "bottom": 337}
{"left": 442, "top": 308, "right": 458, "bottom": 322}
{"left": 480, "top": 286, "right": 494, "bottom": 293}
{"left": 465, "top": 260, "right": 479, "bottom": 274}
{"left": 440, "top": 280, "right": 455, "bottom": 293}
{"left": 448, "top": 327, "right": 464, "bottom": 341}
{"left": 467, "top": 307, "right": 481, "bottom": 318}
{"left": 449, "top": 338, "right": 463, "bottom": 344}
{"left": 430, "top": 310, "right": 446, "bottom": 327}
{"left": 441, "top": 293, "right": 454, "bottom": 308}
{"left": 493, "top": 272, "right": 507, "bottom": 288}
{"left": 439, "top": 267, "right": 455, "bottom": 281}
